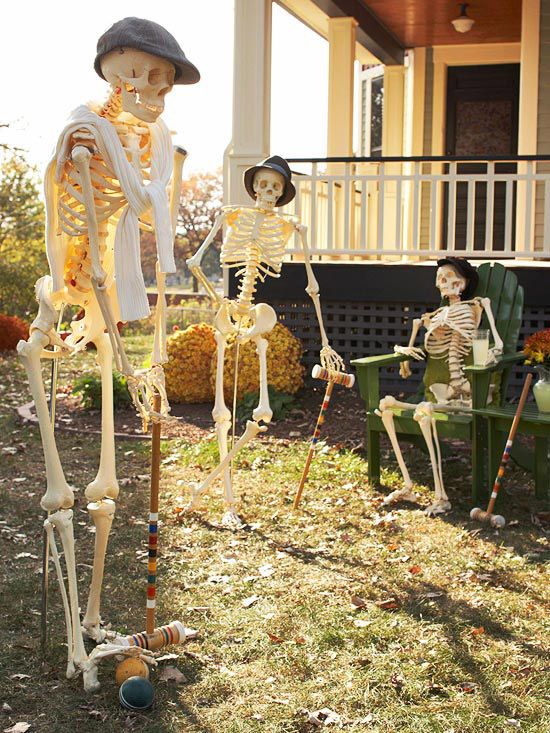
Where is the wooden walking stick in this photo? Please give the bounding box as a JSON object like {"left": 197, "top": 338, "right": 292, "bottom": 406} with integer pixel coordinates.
{"left": 146, "top": 391, "right": 162, "bottom": 634}
{"left": 471, "top": 372, "right": 533, "bottom": 529}
{"left": 293, "top": 366, "right": 355, "bottom": 509}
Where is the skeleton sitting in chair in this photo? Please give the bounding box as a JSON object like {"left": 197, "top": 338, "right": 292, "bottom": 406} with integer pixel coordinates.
{"left": 16, "top": 18, "right": 199, "bottom": 689}
{"left": 184, "top": 156, "right": 344, "bottom": 527}
{"left": 378, "top": 257, "right": 503, "bottom": 516}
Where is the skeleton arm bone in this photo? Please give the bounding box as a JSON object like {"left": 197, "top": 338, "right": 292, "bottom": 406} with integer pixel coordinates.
{"left": 394, "top": 317, "right": 425, "bottom": 378}
{"left": 186, "top": 213, "right": 224, "bottom": 304}
{"left": 479, "top": 297, "right": 504, "bottom": 361}
{"left": 71, "top": 145, "right": 133, "bottom": 377}
{"left": 297, "top": 224, "right": 344, "bottom": 371}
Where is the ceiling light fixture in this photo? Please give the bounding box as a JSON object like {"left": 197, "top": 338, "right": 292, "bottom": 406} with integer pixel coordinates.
{"left": 451, "top": 3, "right": 475, "bottom": 33}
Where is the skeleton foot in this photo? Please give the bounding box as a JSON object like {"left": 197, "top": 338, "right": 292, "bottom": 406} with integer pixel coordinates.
{"left": 383, "top": 486, "right": 419, "bottom": 505}
{"left": 425, "top": 499, "right": 452, "bottom": 517}
{"left": 183, "top": 482, "right": 204, "bottom": 513}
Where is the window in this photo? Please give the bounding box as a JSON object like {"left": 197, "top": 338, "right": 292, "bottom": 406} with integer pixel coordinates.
{"left": 359, "top": 66, "right": 384, "bottom": 157}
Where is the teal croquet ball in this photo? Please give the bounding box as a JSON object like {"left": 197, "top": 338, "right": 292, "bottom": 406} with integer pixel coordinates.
{"left": 119, "top": 676, "right": 155, "bottom": 711}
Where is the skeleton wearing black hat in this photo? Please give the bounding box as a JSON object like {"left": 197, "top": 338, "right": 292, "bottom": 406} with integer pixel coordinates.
{"left": 16, "top": 18, "right": 199, "bottom": 690}
{"left": 183, "top": 155, "right": 345, "bottom": 527}
{"left": 376, "top": 257, "right": 504, "bottom": 517}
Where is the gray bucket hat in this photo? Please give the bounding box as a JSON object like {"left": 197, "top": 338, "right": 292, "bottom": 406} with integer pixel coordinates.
{"left": 243, "top": 155, "right": 296, "bottom": 207}
{"left": 94, "top": 17, "right": 200, "bottom": 84}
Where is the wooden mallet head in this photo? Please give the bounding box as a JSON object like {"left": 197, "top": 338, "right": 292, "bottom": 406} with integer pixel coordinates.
{"left": 312, "top": 365, "right": 355, "bottom": 388}
{"left": 470, "top": 507, "right": 506, "bottom": 528}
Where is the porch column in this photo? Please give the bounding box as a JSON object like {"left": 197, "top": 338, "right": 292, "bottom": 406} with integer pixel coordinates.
{"left": 327, "top": 17, "right": 357, "bottom": 158}
{"left": 327, "top": 18, "right": 356, "bottom": 252}
{"left": 381, "top": 66, "right": 405, "bottom": 252}
{"left": 517, "top": 0, "right": 540, "bottom": 253}
{"left": 225, "top": 0, "right": 272, "bottom": 206}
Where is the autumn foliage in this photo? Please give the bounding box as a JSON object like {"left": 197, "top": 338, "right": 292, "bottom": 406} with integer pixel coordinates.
{"left": 0, "top": 314, "right": 29, "bottom": 351}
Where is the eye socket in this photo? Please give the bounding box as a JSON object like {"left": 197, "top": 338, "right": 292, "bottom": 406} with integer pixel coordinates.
{"left": 260, "top": 180, "right": 267, "bottom": 189}
{"left": 273, "top": 182, "right": 282, "bottom": 190}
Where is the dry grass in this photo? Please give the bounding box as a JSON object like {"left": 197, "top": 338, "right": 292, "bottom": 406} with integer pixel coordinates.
{"left": 0, "top": 337, "right": 548, "bottom": 732}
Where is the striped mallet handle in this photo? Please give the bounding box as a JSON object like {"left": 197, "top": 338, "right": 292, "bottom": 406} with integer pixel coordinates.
{"left": 486, "top": 372, "right": 532, "bottom": 516}
{"left": 146, "top": 391, "right": 162, "bottom": 634}
{"left": 293, "top": 365, "right": 355, "bottom": 509}
{"left": 471, "top": 372, "right": 532, "bottom": 527}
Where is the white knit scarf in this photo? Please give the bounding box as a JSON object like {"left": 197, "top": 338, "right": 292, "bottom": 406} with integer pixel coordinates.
{"left": 45, "top": 104, "right": 175, "bottom": 321}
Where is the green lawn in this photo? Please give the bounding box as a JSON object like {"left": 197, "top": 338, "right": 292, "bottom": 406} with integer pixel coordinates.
{"left": 0, "top": 337, "right": 548, "bottom": 732}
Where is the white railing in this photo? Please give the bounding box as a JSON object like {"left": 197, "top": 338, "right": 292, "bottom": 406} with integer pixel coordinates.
{"left": 282, "top": 156, "right": 550, "bottom": 260}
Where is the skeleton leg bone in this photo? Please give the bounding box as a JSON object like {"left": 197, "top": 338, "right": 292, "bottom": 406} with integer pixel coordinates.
{"left": 17, "top": 330, "right": 74, "bottom": 512}
{"left": 86, "top": 333, "right": 119, "bottom": 502}
{"left": 376, "top": 396, "right": 419, "bottom": 504}
{"left": 82, "top": 499, "right": 115, "bottom": 642}
{"left": 48, "top": 509, "right": 101, "bottom": 692}
{"left": 252, "top": 335, "right": 273, "bottom": 423}
{"left": 44, "top": 519, "right": 75, "bottom": 678}
{"left": 415, "top": 406, "right": 451, "bottom": 516}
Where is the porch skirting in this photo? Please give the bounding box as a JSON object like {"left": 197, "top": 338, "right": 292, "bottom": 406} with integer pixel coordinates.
{"left": 228, "top": 262, "right": 550, "bottom": 397}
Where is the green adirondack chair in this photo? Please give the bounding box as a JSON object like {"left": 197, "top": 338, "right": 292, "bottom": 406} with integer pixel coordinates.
{"left": 351, "top": 262, "right": 524, "bottom": 504}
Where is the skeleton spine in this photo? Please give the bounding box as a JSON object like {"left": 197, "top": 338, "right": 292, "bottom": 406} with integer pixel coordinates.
{"left": 237, "top": 258, "right": 260, "bottom": 307}
{"left": 99, "top": 88, "right": 123, "bottom": 121}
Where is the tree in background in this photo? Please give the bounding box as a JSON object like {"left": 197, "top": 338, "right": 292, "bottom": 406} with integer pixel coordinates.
{"left": 0, "top": 149, "right": 46, "bottom": 318}
{"left": 141, "top": 169, "right": 223, "bottom": 291}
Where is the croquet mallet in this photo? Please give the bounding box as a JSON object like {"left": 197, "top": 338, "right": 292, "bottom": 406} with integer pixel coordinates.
{"left": 293, "top": 365, "right": 355, "bottom": 509}
{"left": 470, "top": 372, "right": 533, "bottom": 529}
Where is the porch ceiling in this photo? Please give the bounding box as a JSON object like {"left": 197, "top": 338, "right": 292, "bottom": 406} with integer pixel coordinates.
{"left": 292, "top": 0, "right": 521, "bottom": 63}
{"left": 364, "top": 0, "right": 522, "bottom": 49}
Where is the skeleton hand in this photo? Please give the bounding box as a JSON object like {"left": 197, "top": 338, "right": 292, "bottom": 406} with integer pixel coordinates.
{"left": 320, "top": 346, "right": 345, "bottom": 373}
{"left": 394, "top": 345, "right": 425, "bottom": 361}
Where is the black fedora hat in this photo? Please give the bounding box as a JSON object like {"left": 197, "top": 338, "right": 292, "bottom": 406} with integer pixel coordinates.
{"left": 437, "top": 256, "right": 479, "bottom": 300}
{"left": 94, "top": 17, "right": 200, "bottom": 85}
{"left": 244, "top": 156, "right": 296, "bottom": 207}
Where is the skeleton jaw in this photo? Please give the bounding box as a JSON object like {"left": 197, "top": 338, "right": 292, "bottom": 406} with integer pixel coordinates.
{"left": 120, "top": 83, "right": 164, "bottom": 122}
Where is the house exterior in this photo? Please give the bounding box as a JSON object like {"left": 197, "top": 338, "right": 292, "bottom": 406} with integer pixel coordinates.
{"left": 224, "top": 0, "right": 550, "bottom": 394}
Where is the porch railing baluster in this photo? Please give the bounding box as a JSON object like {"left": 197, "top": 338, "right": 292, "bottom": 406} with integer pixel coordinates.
{"left": 281, "top": 154, "right": 550, "bottom": 261}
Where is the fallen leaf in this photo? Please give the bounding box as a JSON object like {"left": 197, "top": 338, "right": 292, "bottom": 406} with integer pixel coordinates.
{"left": 2, "top": 704, "right": 12, "bottom": 713}
{"left": 408, "top": 565, "right": 422, "bottom": 575}
{"left": 471, "top": 626, "right": 485, "bottom": 636}
{"left": 267, "top": 632, "right": 284, "bottom": 644}
{"left": 375, "top": 598, "right": 400, "bottom": 611}
{"left": 459, "top": 681, "right": 477, "bottom": 693}
{"left": 242, "top": 595, "right": 259, "bottom": 608}
{"left": 9, "top": 674, "right": 31, "bottom": 680}
{"left": 294, "top": 636, "right": 306, "bottom": 644}
{"left": 353, "top": 619, "right": 371, "bottom": 628}
{"left": 158, "top": 666, "right": 187, "bottom": 685}
{"left": 4, "top": 724, "right": 31, "bottom": 733}
{"left": 505, "top": 719, "right": 522, "bottom": 728}
{"left": 259, "top": 563, "right": 275, "bottom": 577}
{"left": 350, "top": 594, "right": 368, "bottom": 609}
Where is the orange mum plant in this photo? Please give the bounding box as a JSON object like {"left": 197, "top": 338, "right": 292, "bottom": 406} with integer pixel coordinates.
{"left": 524, "top": 328, "right": 550, "bottom": 369}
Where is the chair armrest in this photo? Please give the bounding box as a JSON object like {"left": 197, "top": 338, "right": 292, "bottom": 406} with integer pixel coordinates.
{"left": 351, "top": 352, "right": 408, "bottom": 408}
{"left": 351, "top": 352, "right": 407, "bottom": 369}
{"left": 464, "top": 351, "right": 525, "bottom": 376}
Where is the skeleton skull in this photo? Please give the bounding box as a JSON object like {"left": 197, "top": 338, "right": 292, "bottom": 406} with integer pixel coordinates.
{"left": 100, "top": 48, "right": 175, "bottom": 123}
{"left": 436, "top": 265, "right": 467, "bottom": 300}
{"left": 253, "top": 168, "right": 285, "bottom": 209}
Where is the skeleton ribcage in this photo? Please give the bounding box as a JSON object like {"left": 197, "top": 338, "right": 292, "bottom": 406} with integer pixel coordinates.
{"left": 424, "top": 303, "right": 477, "bottom": 358}
{"left": 220, "top": 209, "right": 292, "bottom": 279}
{"left": 58, "top": 128, "right": 151, "bottom": 295}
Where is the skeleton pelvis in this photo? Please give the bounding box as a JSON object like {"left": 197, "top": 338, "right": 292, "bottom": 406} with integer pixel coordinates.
{"left": 214, "top": 301, "right": 277, "bottom": 342}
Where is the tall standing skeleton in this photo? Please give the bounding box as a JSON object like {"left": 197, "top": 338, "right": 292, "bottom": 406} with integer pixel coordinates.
{"left": 184, "top": 156, "right": 344, "bottom": 526}
{"left": 16, "top": 18, "right": 200, "bottom": 689}
{"left": 378, "top": 258, "right": 503, "bottom": 516}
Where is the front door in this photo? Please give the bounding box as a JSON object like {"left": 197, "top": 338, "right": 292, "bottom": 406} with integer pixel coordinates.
{"left": 445, "top": 64, "right": 520, "bottom": 251}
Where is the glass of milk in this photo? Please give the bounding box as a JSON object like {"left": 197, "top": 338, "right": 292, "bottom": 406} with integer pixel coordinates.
{"left": 473, "top": 329, "right": 490, "bottom": 365}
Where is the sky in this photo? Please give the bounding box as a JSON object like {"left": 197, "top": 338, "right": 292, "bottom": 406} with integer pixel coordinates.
{"left": 0, "top": 0, "right": 329, "bottom": 177}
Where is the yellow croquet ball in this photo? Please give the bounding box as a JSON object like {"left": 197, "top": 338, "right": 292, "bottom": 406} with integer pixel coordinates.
{"left": 115, "top": 657, "right": 150, "bottom": 686}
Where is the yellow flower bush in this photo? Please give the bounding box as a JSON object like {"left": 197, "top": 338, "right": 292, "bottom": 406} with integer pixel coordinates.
{"left": 210, "top": 322, "right": 305, "bottom": 403}
{"left": 165, "top": 323, "right": 217, "bottom": 403}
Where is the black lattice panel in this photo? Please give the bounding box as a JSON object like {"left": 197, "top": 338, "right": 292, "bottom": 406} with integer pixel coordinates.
{"left": 274, "top": 300, "right": 550, "bottom": 399}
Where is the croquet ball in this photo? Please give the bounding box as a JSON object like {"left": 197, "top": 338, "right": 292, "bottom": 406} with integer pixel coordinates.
{"left": 119, "top": 676, "right": 155, "bottom": 711}
{"left": 115, "top": 657, "right": 150, "bottom": 686}
{"left": 491, "top": 514, "right": 506, "bottom": 528}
